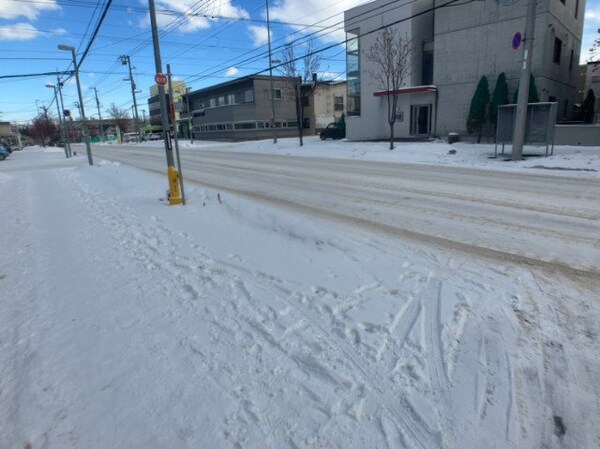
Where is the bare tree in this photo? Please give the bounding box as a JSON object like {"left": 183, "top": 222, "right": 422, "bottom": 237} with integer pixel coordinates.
{"left": 29, "top": 113, "right": 56, "bottom": 147}
{"left": 279, "top": 41, "right": 322, "bottom": 146}
{"left": 107, "top": 103, "right": 131, "bottom": 132}
{"left": 366, "top": 28, "right": 413, "bottom": 150}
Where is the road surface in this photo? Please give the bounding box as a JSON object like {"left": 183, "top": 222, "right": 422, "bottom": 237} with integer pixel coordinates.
{"left": 91, "top": 143, "right": 600, "bottom": 274}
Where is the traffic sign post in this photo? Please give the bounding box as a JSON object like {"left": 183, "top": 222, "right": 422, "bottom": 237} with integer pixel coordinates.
{"left": 155, "top": 73, "right": 167, "bottom": 86}
{"left": 512, "top": 32, "right": 522, "bottom": 50}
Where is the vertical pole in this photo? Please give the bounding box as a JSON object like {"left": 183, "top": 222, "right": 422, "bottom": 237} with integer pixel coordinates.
{"left": 71, "top": 50, "right": 93, "bottom": 165}
{"left": 148, "top": 0, "right": 182, "bottom": 205}
{"left": 512, "top": 0, "right": 537, "bottom": 160}
{"left": 125, "top": 56, "right": 141, "bottom": 142}
{"left": 266, "top": 0, "right": 277, "bottom": 143}
{"left": 148, "top": 0, "right": 174, "bottom": 167}
{"left": 93, "top": 87, "right": 105, "bottom": 141}
{"left": 53, "top": 86, "right": 68, "bottom": 158}
{"left": 186, "top": 87, "right": 193, "bottom": 143}
{"left": 167, "top": 65, "right": 186, "bottom": 205}
{"left": 57, "top": 75, "right": 72, "bottom": 157}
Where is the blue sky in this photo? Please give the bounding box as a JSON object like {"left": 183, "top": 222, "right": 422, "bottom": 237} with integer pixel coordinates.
{"left": 1, "top": 0, "right": 600, "bottom": 124}
{"left": 0, "top": 0, "right": 361, "bottom": 123}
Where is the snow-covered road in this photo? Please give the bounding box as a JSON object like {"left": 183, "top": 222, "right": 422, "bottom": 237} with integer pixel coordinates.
{"left": 1, "top": 146, "right": 599, "bottom": 449}
{"left": 94, "top": 143, "right": 600, "bottom": 273}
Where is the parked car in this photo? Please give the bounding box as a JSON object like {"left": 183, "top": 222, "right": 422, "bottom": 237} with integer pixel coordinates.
{"left": 319, "top": 122, "right": 346, "bottom": 140}
{"left": 0, "top": 144, "right": 10, "bottom": 161}
{"left": 0, "top": 141, "right": 20, "bottom": 152}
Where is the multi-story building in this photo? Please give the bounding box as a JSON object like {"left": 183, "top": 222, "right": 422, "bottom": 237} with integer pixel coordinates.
{"left": 302, "top": 81, "right": 347, "bottom": 134}
{"left": 147, "top": 80, "right": 187, "bottom": 129}
{"left": 344, "top": 0, "right": 585, "bottom": 140}
{"left": 181, "top": 75, "right": 299, "bottom": 141}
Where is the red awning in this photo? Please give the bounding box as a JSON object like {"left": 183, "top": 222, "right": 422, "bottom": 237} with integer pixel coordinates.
{"left": 373, "top": 85, "right": 437, "bottom": 97}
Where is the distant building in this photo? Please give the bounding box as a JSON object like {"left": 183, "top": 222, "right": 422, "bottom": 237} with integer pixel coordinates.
{"left": 148, "top": 80, "right": 187, "bottom": 129}
{"left": 302, "top": 81, "right": 347, "bottom": 134}
{"left": 344, "top": 0, "right": 585, "bottom": 140}
{"left": 0, "top": 122, "right": 11, "bottom": 137}
{"left": 180, "top": 75, "right": 299, "bottom": 141}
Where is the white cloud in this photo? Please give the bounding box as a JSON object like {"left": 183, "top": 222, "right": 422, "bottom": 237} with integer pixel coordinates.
{"left": 269, "top": 0, "right": 368, "bottom": 44}
{"left": 0, "top": 0, "right": 60, "bottom": 20}
{"left": 248, "top": 25, "right": 270, "bottom": 47}
{"left": 139, "top": 0, "right": 249, "bottom": 33}
{"left": 585, "top": 10, "right": 600, "bottom": 21}
{"left": 318, "top": 70, "right": 343, "bottom": 80}
{"left": 0, "top": 22, "right": 39, "bottom": 40}
{"left": 225, "top": 66, "right": 240, "bottom": 77}
{"left": 50, "top": 27, "right": 67, "bottom": 36}
{"left": 582, "top": 10, "right": 600, "bottom": 62}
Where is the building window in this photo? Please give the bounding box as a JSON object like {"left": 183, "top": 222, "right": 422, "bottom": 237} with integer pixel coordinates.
{"left": 422, "top": 51, "right": 433, "bottom": 85}
{"left": 217, "top": 96, "right": 225, "bottom": 106}
{"left": 244, "top": 89, "right": 254, "bottom": 103}
{"left": 346, "top": 28, "right": 361, "bottom": 116}
{"left": 301, "top": 96, "right": 310, "bottom": 107}
{"left": 227, "top": 94, "right": 235, "bottom": 105}
{"left": 234, "top": 122, "right": 257, "bottom": 130}
{"left": 209, "top": 98, "right": 216, "bottom": 108}
{"left": 270, "top": 89, "right": 282, "bottom": 100}
{"left": 334, "top": 95, "right": 344, "bottom": 111}
{"left": 553, "top": 38, "right": 562, "bottom": 64}
{"left": 575, "top": 0, "right": 579, "bottom": 17}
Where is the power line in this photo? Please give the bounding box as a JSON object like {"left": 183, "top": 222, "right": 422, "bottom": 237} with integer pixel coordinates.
{"left": 0, "top": 70, "right": 73, "bottom": 80}
{"left": 77, "top": 0, "right": 114, "bottom": 68}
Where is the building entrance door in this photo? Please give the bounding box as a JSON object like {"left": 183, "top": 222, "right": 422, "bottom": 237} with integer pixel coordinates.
{"left": 410, "top": 105, "right": 431, "bottom": 136}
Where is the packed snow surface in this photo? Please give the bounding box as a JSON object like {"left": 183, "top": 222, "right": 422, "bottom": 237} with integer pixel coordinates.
{"left": 1, "top": 138, "right": 599, "bottom": 449}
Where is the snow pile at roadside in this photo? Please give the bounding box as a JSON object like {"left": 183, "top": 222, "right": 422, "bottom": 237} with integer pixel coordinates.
{"left": 1, "top": 149, "right": 599, "bottom": 448}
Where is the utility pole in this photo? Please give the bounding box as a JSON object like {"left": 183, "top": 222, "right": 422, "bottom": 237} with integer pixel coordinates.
{"left": 266, "top": 0, "right": 277, "bottom": 144}
{"left": 512, "top": 0, "right": 537, "bottom": 160}
{"left": 92, "top": 87, "right": 105, "bottom": 141}
{"left": 58, "top": 44, "right": 93, "bottom": 165}
{"left": 57, "top": 75, "right": 72, "bottom": 157}
{"left": 167, "top": 64, "right": 186, "bottom": 205}
{"left": 46, "top": 83, "right": 68, "bottom": 158}
{"left": 148, "top": 0, "right": 183, "bottom": 205}
{"left": 120, "top": 55, "right": 141, "bottom": 142}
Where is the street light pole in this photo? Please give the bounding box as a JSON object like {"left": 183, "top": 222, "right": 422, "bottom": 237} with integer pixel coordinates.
{"left": 511, "top": 0, "right": 537, "bottom": 160}
{"left": 266, "top": 0, "right": 277, "bottom": 144}
{"left": 58, "top": 44, "right": 93, "bottom": 165}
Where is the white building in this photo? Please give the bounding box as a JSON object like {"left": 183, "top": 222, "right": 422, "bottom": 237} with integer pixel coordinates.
{"left": 344, "top": 0, "right": 585, "bottom": 140}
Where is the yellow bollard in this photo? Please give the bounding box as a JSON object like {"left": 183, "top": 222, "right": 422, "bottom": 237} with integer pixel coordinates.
{"left": 167, "top": 165, "right": 183, "bottom": 205}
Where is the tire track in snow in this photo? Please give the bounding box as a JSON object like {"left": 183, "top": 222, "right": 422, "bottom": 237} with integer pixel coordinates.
{"left": 424, "top": 282, "right": 449, "bottom": 393}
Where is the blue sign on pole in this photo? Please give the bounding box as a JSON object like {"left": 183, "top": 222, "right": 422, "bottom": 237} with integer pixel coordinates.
{"left": 512, "top": 32, "right": 522, "bottom": 50}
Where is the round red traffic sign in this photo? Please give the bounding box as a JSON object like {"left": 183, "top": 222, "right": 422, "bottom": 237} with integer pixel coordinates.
{"left": 155, "top": 73, "right": 167, "bottom": 86}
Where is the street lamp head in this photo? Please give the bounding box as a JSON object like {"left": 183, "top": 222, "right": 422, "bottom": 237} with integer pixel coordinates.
{"left": 46, "top": 83, "right": 55, "bottom": 88}
{"left": 58, "top": 44, "right": 75, "bottom": 52}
